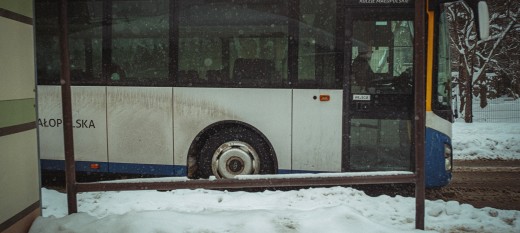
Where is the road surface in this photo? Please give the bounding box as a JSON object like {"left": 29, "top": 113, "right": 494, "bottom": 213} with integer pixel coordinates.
{"left": 426, "top": 160, "right": 520, "bottom": 211}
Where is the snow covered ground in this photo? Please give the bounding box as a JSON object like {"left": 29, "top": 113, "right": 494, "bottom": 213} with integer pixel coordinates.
{"left": 452, "top": 97, "right": 520, "bottom": 160}
{"left": 31, "top": 187, "right": 519, "bottom": 233}
{"left": 30, "top": 121, "right": 520, "bottom": 233}
{"left": 453, "top": 122, "right": 520, "bottom": 160}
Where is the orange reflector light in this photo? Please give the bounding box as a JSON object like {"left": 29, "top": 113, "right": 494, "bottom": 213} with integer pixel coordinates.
{"left": 319, "top": 95, "right": 330, "bottom": 101}
{"left": 90, "top": 163, "right": 100, "bottom": 169}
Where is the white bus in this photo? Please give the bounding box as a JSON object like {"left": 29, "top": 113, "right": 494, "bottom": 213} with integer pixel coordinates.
{"left": 35, "top": 0, "right": 486, "bottom": 187}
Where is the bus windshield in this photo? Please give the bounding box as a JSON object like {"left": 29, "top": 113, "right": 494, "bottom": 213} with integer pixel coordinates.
{"left": 435, "top": 10, "right": 452, "bottom": 110}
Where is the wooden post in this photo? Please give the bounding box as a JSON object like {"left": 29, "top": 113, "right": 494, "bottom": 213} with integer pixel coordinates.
{"left": 414, "top": 0, "right": 426, "bottom": 230}
{"left": 58, "top": 0, "right": 77, "bottom": 214}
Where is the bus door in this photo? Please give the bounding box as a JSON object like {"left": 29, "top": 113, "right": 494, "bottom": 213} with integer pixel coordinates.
{"left": 344, "top": 6, "right": 415, "bottom": 172}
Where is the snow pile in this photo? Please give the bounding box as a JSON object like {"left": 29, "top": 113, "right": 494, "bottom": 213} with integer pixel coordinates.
{"left": 30, "top": 187, "right": 519, "bottom": 233}
{"left": 453, "top": 122, "right": 520, "bottom": 160}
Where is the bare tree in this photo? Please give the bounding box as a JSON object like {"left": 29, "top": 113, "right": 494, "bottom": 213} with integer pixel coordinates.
{"left": 447, "top": 0, "right": 520, "bottom": 123}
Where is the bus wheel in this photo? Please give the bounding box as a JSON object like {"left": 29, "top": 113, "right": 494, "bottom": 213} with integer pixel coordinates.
{"left": 198, "top": 127, "right": 275, "bottom": 179}
{"left": 211, "top": 141, "right": 260, "bottom": 178}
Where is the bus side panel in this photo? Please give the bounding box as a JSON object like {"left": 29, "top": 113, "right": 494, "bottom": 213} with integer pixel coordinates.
{"left": 425, "top": 112, "right": 452, "bottom": 188}
{"left": 292, "top": 89, "right": 342, "bottom": 172}
{"left": 106, "top": 87, "right": 173, "bottom": 174}
{"left": 38, "top": 86, "right": 108, "bottom": 172}
{"left": 173, "top": 87, "right": 292, "bottom": 172}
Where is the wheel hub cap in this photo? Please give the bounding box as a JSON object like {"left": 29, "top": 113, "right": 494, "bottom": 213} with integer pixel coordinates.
{"left": 227, "top": 157, "right": 244, "bottom": 173}
{"left": 211, "top": 141, "right": 260, "bottom": 178}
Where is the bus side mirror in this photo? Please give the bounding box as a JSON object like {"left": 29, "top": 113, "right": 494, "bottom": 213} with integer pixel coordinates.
{"left": 476, "top": 1, "right": 490, "bottom": 40}
{"left": 467, "top": 0, "right": 490, "bottom": 40}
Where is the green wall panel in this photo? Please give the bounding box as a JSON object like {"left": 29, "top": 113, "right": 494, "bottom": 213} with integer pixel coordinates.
{"left": 0, "top": 98, "right": 36, "bottom": 128}
{"left": 0, "top": 0, "right": 33, "bottom": 18}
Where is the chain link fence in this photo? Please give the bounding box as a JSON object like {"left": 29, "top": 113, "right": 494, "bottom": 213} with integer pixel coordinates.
{"left": 454, "top": 97, "right": 520, "bottom": 123}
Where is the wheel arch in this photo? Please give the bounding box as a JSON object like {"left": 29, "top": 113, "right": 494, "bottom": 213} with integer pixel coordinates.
{"left": 186, "top": 120, "right": 278, "bottom": 178}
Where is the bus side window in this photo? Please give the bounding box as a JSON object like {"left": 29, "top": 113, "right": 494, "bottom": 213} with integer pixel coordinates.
{"left": 298, "top": 0, "right": 337, "bottom": 88}
{"left": 177, "top": 70, "right": 200, "bottom": 84}
{"left": 109, "top": 64, "right": 126, "bottom": 81}
{"left": 206, "top": 70, "right": 228, "bottom": 84}
{"left": 179, "top": 1, "right": 289, "bottom": 88}
{"left": 36, "top": 0, "right": 104, "bottom": 84}
{"left": 233, "top": 58, "right": 275, "bottom": 85}
{"left": 111, "top": 0, "right": 169, "bottom": 82}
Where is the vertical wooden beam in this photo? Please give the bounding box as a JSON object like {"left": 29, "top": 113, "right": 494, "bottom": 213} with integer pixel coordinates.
{"left": 58, "top": 0, "right": 77, "bottom": 214}
{"left": 414, "top": 0, "right": 427, "bottom": 230}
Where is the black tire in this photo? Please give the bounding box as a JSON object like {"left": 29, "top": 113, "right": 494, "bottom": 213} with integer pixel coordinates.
{"left": 197, "top": 126, "right": 276, "bottom": 179}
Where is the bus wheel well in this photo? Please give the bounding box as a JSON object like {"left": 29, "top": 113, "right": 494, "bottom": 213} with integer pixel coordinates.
{"left": 186, "top": 120, "right": 278, "bottom": 179}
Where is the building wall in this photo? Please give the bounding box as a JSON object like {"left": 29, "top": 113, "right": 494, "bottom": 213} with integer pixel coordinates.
{"left": 0, "top": 0, "right": 40, "bottom": 232}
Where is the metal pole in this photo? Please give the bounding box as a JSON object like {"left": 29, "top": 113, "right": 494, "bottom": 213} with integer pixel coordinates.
{"left": 58, "top": 0, "right": 77, "bottom": 214}
{"left": 75, "top": 173, "right": 417, "bottom": 192}
{"left": 414, "top": 0, "right": 427, "bottom": 230}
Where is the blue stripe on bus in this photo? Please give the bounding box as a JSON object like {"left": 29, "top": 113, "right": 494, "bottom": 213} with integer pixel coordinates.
{"left": 278, "top": 169, "right": 332, "bottom": 174}
{"left": 108, "top": 163, "right": 186, "bottom": 176}
{"left": 41, "top": 160, "right": 185, "bottom": 176}
{"left": 41, "top": 159, "right": 303, "bottom": 174}
{"left": 41, "top": 159, "right": 110, "bottom": 173}
{"left": 42, "top": 159, "right": 319, "bottom": 177}
{"left": 425, "top": 127, "right": 452, "bottom": 188}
